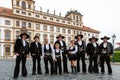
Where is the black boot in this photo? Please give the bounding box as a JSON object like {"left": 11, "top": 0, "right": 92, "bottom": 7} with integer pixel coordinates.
{"left": 71, "top": 66, "right": 74, "bottom": 74}
{"left": 74, "top": 66, "right": 77, "bottom": 74}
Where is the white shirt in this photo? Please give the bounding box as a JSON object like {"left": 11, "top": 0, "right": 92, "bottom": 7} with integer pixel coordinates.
{"left": 42, "top": 44, "right": 54, "bottom": 57}
{"left": 59, "top": 41, "right": 63, "bottom": 46}
{"left": 92, "top": 42, "right": 97, "bottom": 47}
{"left": 103, "top": 42, "right": 107, "bottom": 48}
{"left": 53, "top": 49, "right": 63, "bottom": 59}
{"left": 68, "top": 45, "right": 78, "bottom": 54}
{"left": 78, "top": 40, "right": 82, "bottom": 45}
{"left": 22, "top": 40, "right": 26, "bottom": 46}
{"left": 35, "top": 42, "right": 38, "bottom": 48}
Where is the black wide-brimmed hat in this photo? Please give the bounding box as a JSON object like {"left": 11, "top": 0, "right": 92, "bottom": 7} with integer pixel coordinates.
{"left": 56, "top": 34, "right": 65, "bottom": 39}
{"left": 75, "top": 34, "right": 83, "bottom": 39}
{"left": 34, "top": 36, "right": 39, "bottom": 39}
{"left": 89, "top": 36, "right": 98, "bottom": 41}
{"left": 20, "top": 33, "right": 30, "bottom": 39}
{"left": 101, "top": 36, "right": 110, "bottom": 40}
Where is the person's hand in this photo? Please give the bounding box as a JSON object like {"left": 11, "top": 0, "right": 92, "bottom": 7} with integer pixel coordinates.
{"left": 26, "top": 54, "right": 29, "bottom": 58}
{"left": 32, "top": 54, "right": 35, "bottom": 56}
{"left": 54, "top": 58, "right": 57, "bottom": 62}
{"left": 16, "top": 53, "right": 19, "bottom": 56}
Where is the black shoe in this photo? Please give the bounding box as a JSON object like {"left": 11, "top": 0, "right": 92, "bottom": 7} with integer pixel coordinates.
{"left": 101, "top": 72, "right": 104, "bottom": 74}
{"left": 108, "top": 73, "right": 112, "bottom": 75}
{"left": 38, "top": 72, "right": 42, "bottom": 75}
{"left": 59, "top": 73, "right": 62, "bottom": 75}
{"left": 22, "top": 75, "right": 27, "bottom": 77}
{"left": 13, "top": 76, "right": 18, "bottom": 79}
{"left": 32, "top": 72, "right": 36, "bottom": 75}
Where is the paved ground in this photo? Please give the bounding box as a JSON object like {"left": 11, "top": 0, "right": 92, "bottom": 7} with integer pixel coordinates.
{"left": 0, "top": 59, "right": 120, "bottom": 80}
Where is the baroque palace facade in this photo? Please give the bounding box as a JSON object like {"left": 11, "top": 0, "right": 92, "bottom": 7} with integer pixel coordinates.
{"left": 0, "top": 0, "right": 100, "bottom": 58}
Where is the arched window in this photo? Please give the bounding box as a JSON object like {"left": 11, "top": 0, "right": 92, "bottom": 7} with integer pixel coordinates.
{"left": 50, "top": 35, "right": 54, "bottom": 44}
{"left": 22, "top": 1, "right": 26, "bottom": 9}
{"left": 4, "top": 29, "right": 11, "bottom": 41}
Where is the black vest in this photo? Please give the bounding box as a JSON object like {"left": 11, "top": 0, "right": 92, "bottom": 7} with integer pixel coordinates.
{"left": 44, "top": 44, "right": 52, "bottom": 53}
{"left": 55, "top": 50, "right": 60, "bottom": 55}
{"left": 69, "top": 46, "right": 75, "bottom": 52}
{"left": 76, "top": 41, "right": 84, "bottom": 52}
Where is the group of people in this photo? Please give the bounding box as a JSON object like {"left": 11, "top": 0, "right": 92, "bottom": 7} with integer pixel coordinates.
{"left": 13, "top": 33, "right": 113, "bottom": 79}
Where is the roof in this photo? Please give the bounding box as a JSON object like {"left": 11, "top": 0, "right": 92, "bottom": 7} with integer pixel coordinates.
{"left": 82, "top": 26, "right": 100, "bottom": 33}
{"left": 0, "top": 7, "right": 12, "bottom": 15}
{"left": 65, "top": 10, "right": 82, "bottom": 18}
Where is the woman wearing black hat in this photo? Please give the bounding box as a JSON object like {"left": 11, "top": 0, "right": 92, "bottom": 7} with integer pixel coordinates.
{"left": 30, "top": 36, "right": 42, "bottom": 75}
{"left": 74, "top": 34, "right": 86, "bottom": 73}
{"left": 13, "top": 33, "right": 30, "bottom": 78}
{"left": 54, "top": 34, "right": 69, "bottom": 73}
{"left": 86, "top": 36, "right": 99, "bottom": 73}
{"left": 99, "top": 36, "right": 113, "bottom": 75}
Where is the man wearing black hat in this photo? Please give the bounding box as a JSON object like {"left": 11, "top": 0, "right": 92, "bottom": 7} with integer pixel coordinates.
{"left": 75, "top": 34, "right": 86, "bottom": 73}
{"left": 99, "top": 36, "right": 113, "bottom": 75}
{"left": 86, "top": 36, "right": 99, "bottom": 73}
{"left": 30, "top": 36, "right": 42, "bottom": 75}
{"left": 54, "top": 34, "right": 69, "bottom": 73}
{"left": 13, "top": 33, "right": 30, "bottom": 78}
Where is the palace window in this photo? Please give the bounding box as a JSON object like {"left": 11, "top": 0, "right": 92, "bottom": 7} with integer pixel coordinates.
{"left": 56, "top": 27, "right": 60, "bottom": 32}
{"left": 50, "top": 35, "right": 54, "bottom": 44}
{"left": 16, "top": 31, "right": 20, "bottom": 39}
{"left": 22, "top": 11, "right": 26, "bottom": 15}
{"left": 50, "top": 26, "right": 54, "bottom": 31}
{"left": 22, "top": 1, "right": 26, "bottom": 9}
{"left": 88, "top": 34, "right": 90, "bottom": 36}
{"left": 16, "top": 21, "right": 20, "bottom": 26}
{"left": 28, "top": 13, "right": 31, "bottom": 16}
{"left": 62, "top": 28, "right": 66, "bottom": 33}
{"left": 62, "top": 21, "right": 65, "bottom": 23}
{"left": 68, "top": 22, "right": 70, "bottom": 24}
{"left": 43, "top": 24, "right": 47, "bottom": 31}
{"left": 5, "top": 30, "right": 11, "bottom": 41}
{"left": 28, "top": 4, "right": 31, "bottom": 9}
{"left": 68, "top": 37, "right": 71, "bottom": 44}
{"left": 22, "top": 22, "right": 26, "bottom": 28}
{"left": 43, "top": 16, "right": 47, "bottom": 19}
{"left": 16, "top": 10, "right": 20, "bottom": 13}
{"left": 5, "top": 20, "right": 10, "bottom": 25}
{"left": 36, "top": 14, "right": 39, "bottom": 18}
{"left": 77, "top": 31, "right": 79, "bottom": 34}
{"left": 56, "top": 19, "right": 59, "bottom": 22}
{"left": 68, "top": 29, "right": 71, "bottom": 34}
{"left": 36, "top": 24, "right": 40, "bottom": 30}
{"left": 28, "top": 23, "right": 31, "bottom": 28}
{"left": 16, "top": 1, "right": 19, "bottom": 6}
{"left": 84, "top": 33, "right": 86, "bottom": 36}
{"left": 50, "top": 18, "right": 53, "bottom": 20}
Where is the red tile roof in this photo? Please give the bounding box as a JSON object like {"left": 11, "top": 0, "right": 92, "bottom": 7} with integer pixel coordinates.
{"left": 82, "top": 26, "right": 100, "bottom": 33}
{"left": 0, "top": 7, "right": 12, "bottom": 15}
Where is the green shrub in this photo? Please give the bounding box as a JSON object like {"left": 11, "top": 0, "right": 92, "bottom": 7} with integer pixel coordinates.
{"left": 111, "top": 51, "right": 120, "bottom": 62}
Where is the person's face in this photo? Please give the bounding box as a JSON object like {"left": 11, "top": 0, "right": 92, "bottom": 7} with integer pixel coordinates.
{"left": 91, "top": 39, "right": 96, "bottom": 42}
{"left": 35, "top": 38, "right": 39, "bottom": 42}
{"left": 58, "top": 37, "right": 62, "bottom": 41}
{"left": 77, "top": 36, "right": 81, "bottom": 40}
{"left": 22, "top": 35, "right": 27, "bottom": 39}
{"left": 103, "top": 38, "right": 108, "bottom": 42}
{"left": 45, "top": 38, "right": 48, "bottom": 43}
{"left": 71, "top": 40, "right": 74, "bottom": 45}
{"left": 55, "top": 45, "right": 59, "bottom": 49}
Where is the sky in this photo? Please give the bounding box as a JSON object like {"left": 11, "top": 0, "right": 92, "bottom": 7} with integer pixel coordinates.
{"left": 0, "top": 0, "right": 120, "bottom": 47}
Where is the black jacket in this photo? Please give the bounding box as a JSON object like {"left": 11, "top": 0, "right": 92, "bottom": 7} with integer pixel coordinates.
{"left": 86, "top": 43, "right": 99, "bottom": 56}
{"left": 30, "top": 42, "right": 42, "bottom": 56}
{"left": 99, "top": 42, "right": 113, "bottom": 55}
{"left": 54, "top": 40, "right": 66, "bottom": 51}
{"left": 14, "top": 39, "right": 29, "bottom": 55}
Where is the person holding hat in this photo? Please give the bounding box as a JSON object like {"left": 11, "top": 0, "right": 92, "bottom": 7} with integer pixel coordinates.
{"left": 30, "top": 36, "right": 42, "bottom": 75}
{"left": 67, "top": 40, "right": 78, "bottom": 74}
{"left": 86, "top": 36, "right": 99, "bottom": 73}
{"left": 13, "top": 33, "right": 30, "bottom": 78}
{"left": 42, "top": 38, "right": 54, "bottom": 75}
{"left": 74, "top": 34, "right": 86, "bottom": 73}
{"left": 54, "top": 34, "right": 69, "bottom": 73}
{"left": 99, "top": 36, "right": 113, "bottom": 75}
